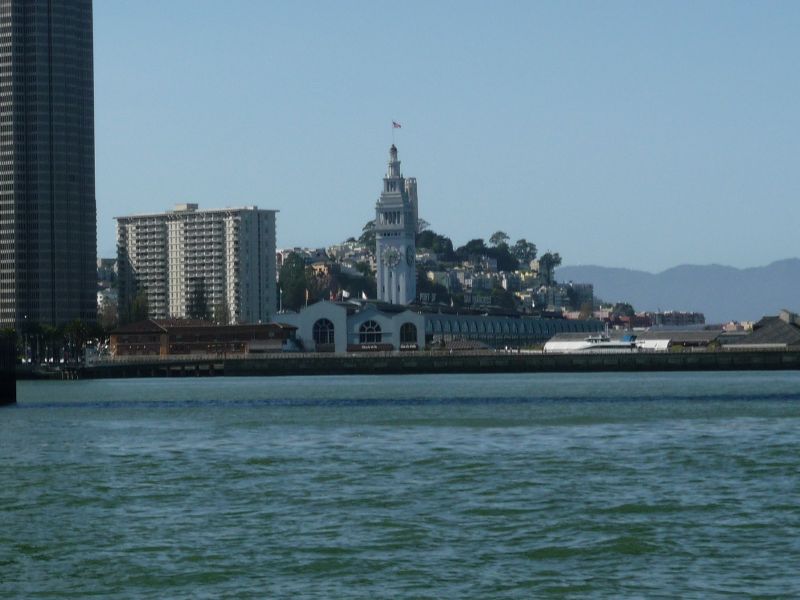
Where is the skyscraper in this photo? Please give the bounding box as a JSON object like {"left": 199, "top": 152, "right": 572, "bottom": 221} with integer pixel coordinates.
{"left": 375, "top": 145, "right": 417, "bottom": 305}
{"left": 0, "top": 0, "right": 97, "bottom": 328}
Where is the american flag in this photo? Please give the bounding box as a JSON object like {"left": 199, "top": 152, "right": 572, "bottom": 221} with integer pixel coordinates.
{"left": 392, "top": 121, "right": 402, "bottom": 129}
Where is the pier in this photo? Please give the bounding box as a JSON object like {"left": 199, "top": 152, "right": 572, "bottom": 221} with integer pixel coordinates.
{"left": 18, "top": 349, "right": 800, "bottom": 381}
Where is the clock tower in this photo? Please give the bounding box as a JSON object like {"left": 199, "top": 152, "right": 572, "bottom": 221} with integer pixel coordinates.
{"left": 375, "top": 144, "right": 417, "bottom": 305}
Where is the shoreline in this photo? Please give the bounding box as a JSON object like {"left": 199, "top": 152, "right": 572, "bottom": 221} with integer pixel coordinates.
{"left": 15, "top": 350, "right": 800, "bottom": 381}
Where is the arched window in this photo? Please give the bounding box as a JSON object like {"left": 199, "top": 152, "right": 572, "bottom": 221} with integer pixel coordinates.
{"left": 312, "top": 318, "right": 335, "bottom": 345}
{"left": 400, "top": 322, "right": 417, "bottom": 344}
{"left": 359, "top": 320, "right": 382, "bottom": 343}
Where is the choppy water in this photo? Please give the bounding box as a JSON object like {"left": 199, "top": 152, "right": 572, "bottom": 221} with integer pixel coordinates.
{"left": 3, "top": 372, "right": 800, "bottom": 598}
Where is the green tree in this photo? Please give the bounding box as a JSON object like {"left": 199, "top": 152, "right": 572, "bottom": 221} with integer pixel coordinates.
{"left": 512, "top": 239, "right": 538, "bottom": 263}
{"left": 455, "top": 238, "right": 488, "bottom": 260}
{"left": 454, "top": 237, "right": 518, "bottom": 271}
{"left": 306, "top": 265, "right": 333, "bottom": 304}
{"left": 63, "top": 319, "right": 90, "bottom": 363}
{"left": 492, "top": 244, "right": 519, "bottom": 272}
{"left": 335, "top": 270, "right": 376, "bottom": 301}
{"left": 538, "top": 252, "right": 562, "bottom": 285}
{"left": 123, "top": 290, "right": 149, "bottom": 324}
{"left": 489, "top": 231, "right": 510, "bottom": 247}
{"left": 491, "top": 286, "right": 518, "bottom": 311}
{"left": 354, "top": 261, "right": 373, "bottom": 278}
{"left": 416, "top": 269, "right": 451, "bottom": 305}
{"left": 98, "top": 297, "right": 118, "bottom": 331}
{"left": 24, "top": 321, "right": 43, "bottom": 364}
{"left": 417, "top": 230, "right": 456, "bottom": 261}
{"left": 187, "top": 280, "right": 210, "bottom": 320}
{"left": 40, "top": 324, "right": 62, "bottom": 364}
{"left": 612, "top": 302, "right": 636, "bottom": 318}
{"left": 279, "top": 253, "right": 308, "bottom": 311}
{"left": 213, "top": 300, "right": 230, "bottom": 325}
{"left": 358, "top": 219, "right": 376, "bottom": 249}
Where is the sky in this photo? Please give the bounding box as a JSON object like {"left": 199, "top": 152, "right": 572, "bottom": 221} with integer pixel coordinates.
{"left": 94, "top": 1, "right": 800, "bottom": 272}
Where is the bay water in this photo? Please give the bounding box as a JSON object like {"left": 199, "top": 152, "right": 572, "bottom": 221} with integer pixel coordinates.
{"left": 3, "top": 372, "right": 800, "bottom": 598}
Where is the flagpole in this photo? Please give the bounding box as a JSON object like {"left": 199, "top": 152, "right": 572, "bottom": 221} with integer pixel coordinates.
{"left": 391, "top": 120, "right": 401, "bottom": 143}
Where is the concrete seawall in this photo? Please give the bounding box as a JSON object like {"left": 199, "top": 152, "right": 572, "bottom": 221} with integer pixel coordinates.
{"left": 72, "top": 350, "right": 800, "bottom": 379}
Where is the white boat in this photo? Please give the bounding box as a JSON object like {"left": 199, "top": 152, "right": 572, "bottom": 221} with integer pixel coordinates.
{"left": 543, "top": 332, "right": 638, "bottom": 354}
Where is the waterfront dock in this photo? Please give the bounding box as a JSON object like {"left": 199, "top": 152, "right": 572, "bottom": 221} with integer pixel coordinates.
{"left": 20, "top": 349, "right": 800, "bottom": 380}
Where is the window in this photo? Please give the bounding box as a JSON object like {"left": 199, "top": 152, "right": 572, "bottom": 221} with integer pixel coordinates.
{"left": 400, "top": 322, "right": 417, "bottom": 344}
{"left": 359, "top": 320, "right": 382, "bottom": 344}
{"left": 312, "top": 318, "right": 335, "bottom": 345}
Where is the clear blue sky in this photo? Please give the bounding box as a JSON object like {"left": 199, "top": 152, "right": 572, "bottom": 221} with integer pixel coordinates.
{"left": 94, "top": 1, "right": 800, "bottom": 272}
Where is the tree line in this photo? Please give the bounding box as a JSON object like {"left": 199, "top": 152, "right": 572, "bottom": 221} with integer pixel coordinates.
{"left": 2, "top": 319, "right": 106, "bottom": 365}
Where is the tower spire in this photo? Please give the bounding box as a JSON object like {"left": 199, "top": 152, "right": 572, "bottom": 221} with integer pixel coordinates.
{"left": 387, "top": 144, "right": 401, "bottom": 178}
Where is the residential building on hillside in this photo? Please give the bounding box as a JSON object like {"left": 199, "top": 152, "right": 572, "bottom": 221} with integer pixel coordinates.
{"left": 0, "top": 0, "right": 97, "bottom": 327}
{"left": 277, "top": 247, "right": 329, "bottom": 268}
{"left": 649, "top": 311, "right": 706, "bottom": 326}
{"left": 116, "top": 204, "right": 277, "bottom": 324}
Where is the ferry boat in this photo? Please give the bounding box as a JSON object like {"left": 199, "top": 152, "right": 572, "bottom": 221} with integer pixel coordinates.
{"left": 575, "top": 333, "right": 638, "bottom": 353}
{"left": 543, "top": 332, "right": 639, "bottom": 354}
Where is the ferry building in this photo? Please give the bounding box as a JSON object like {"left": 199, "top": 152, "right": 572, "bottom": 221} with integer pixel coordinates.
{"left": 277, "top": 144, "right": 603, "bottom": 353}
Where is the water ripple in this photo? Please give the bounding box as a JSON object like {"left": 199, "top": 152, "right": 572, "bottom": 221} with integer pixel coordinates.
{"left": 3, "top": 372, "right": 800, "bottom": 598}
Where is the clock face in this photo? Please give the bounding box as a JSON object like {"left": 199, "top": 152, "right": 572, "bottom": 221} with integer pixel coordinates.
{"left": 406, "top": 246, "right": 415, "bottom": 267}
{"left": 382, "top": 246, "right": 401, "bottom": 268}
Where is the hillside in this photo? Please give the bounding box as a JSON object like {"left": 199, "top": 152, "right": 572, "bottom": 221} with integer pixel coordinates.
{"left": 556, "top": 259, "right": 800, "bottom": 323}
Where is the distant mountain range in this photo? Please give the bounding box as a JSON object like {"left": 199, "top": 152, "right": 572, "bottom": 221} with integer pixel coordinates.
{"left": 556, "top": 259, "right": 800, "bottom": 324}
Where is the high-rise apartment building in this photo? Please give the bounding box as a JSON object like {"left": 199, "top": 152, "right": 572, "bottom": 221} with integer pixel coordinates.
{"left": 0, "top": 0, "right": 97, "bottom": 327}
{"left": 116, "top": 204, "right": 277, "bottom": 324}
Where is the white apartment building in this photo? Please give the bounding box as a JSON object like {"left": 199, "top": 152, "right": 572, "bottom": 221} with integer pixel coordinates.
{"left": 116, "top": 204, "right": 277, "bottom": 324}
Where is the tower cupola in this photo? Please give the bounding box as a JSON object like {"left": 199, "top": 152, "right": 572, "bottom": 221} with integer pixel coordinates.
{"left": 387, "top": 144, "right": 401, "bottom": 178}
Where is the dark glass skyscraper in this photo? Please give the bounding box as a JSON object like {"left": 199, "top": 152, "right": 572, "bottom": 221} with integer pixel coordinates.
{"left": 0, "top": 0, "right": 96, "bottom": 328}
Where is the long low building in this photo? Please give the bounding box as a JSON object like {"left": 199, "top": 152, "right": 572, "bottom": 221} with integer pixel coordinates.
{"left": 278, "top": 301, "right": 426, "bottom": 353}
{"left": 425, "top": 312, "right": 603, "bottom": 348}
{"left": 278, "top": 300, "right": 603, "bottom": 353}
{"left": 724, "top": 310, "right": 800, "bottom": 351}
{"left": 110, "top": 319, "right": 296, "bottom": 357}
